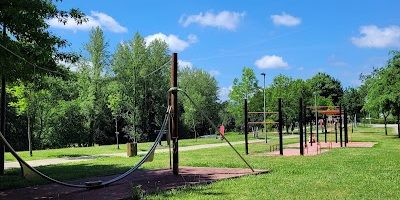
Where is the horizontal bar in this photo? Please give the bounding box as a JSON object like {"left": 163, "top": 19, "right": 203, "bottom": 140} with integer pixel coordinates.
{"left": 248, "top": 112, "right": 278, "bottom": 114}
{"left": 248, "top": 121, "right": 279, "bottom": 124}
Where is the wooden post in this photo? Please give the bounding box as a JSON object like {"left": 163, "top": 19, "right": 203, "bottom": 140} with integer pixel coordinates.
{"left": 170, "top": 53, "right": 179, "bottom": 175}
{"left": 335, "top": 121, "right": 338, "bottom": 143}
{"left": 339, "top": 105, "right": 343, "bottom": 147}
{"left": 278, "top": 98, "right": 283, "bottom": 155}
{"left": 244, "top": 99, "right": 249, "bottom": 155}
{"left": 299, "top": 98, "right": 304, "bottom": 155}
{"left": 316, "top": 110, "right": 319, "bottom": 143}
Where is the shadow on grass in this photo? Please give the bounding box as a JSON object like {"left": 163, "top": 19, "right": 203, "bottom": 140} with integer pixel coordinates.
{"left": 0, "top": 162, "right": 132, "bottom": 191}
{"left": 148, "top": 184, "right": 226, "bottom": 199}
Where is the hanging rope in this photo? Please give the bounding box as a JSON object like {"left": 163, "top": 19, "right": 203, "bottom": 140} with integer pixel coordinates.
{"left": 0, "top": 43, "right": 65, "bottom": 76}
{"left": 168, "top": 87, "right": 255, "bottom": 172}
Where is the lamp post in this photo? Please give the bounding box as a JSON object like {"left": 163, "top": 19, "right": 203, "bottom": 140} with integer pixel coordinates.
{"left": 261, "top": 73, "right": 266, "bottom": 143}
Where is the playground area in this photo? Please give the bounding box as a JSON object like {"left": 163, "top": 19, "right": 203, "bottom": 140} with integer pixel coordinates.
{"left": 0, "top": 167, "right": 267, "bottom": 199}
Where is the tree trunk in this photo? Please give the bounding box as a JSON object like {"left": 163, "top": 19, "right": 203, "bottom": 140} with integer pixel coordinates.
{"left": 27, "top": 115, "right": 32, "bottom": 156}
{"left": 397, "top": 112, "right": 400, "bottom": 138}
{"left": 384, "top": 115, "right": 388, "bottom": 136}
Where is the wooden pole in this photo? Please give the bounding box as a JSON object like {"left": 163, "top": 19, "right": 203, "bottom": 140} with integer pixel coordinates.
{"left": 278, "top": 98, "right": 283, "bottom": 155}
{"left": 170, "top": 53, "right": 179, "bottom": 175}
{"left": 299, "top": 98, "right": 304, "bottom": 155}
{"left": 244, "top": 98, "right": 249, "bottom": 155}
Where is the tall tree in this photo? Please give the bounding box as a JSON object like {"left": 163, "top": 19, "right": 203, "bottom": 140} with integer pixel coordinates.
{"left": 0, "top": 0, "right": 85, "bottom": 174}
{"left": 308, "top": 72, "right": 343, "bottom": 104}
{"left": 228, "top": 67, "right": 258, "bottom": 128}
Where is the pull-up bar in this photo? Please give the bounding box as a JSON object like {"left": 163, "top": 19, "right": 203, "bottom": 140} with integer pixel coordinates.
{"left": 248, "top": 112, "right": 279, "bottom": 114}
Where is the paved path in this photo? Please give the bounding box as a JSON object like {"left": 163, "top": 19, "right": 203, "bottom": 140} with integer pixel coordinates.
{"left": 370, "top": 124, "right": 398, "bottom": 134}
{"left": 5, "top": 139, "right": 265, "bottom": 170}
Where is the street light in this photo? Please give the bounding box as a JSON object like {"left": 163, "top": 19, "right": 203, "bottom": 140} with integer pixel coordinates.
{"left": 261, "top": 73, "right": 267, "bottom": 143}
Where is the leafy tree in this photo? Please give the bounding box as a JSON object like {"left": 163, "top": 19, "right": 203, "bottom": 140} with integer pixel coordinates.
{"left": 228, "top": 67, "right": 258, "bottom": 128}
{"left": 307, "top": 72, "right": 343, "bottom": 104}
{"left": 180, "top": 68, "right": 219, "bottom": 137}
{"left": 342, "top": 87, "right": 364, "bottom": 123}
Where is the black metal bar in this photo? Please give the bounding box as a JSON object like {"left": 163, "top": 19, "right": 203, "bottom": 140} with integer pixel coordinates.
{"left": 309, "top": 109, "right": 313, "bottom": 146}
{"left": 278, "top": 98, "right": 283, "bottom": 155}
{"left": 324, "top": 114, "right": 327, "bottom": 143}
{"left": 171, "top": 53, "right": 179, "bottom": 175}
{"left": 304, "top": 105, "right": 307, "bottom": 147}
{"left": 0, "top": 23, "right": 6, "bottom": 175}
{"left": 244, "top": 98, "right": 249, "bottom": 155}
{"left": 316, "top": 110, "right": 319, "bottom": 143}
{"left": 335, "top": 121, "right": 338, "bottom": 143}
{"left": 344, "top": 107, "right": 348, "bottom": 146}
{"left": 339, "top": 105, "right": 343, "bottom": 147}
{"left": 299, "top": 98, "right": 304, "bottom": 155}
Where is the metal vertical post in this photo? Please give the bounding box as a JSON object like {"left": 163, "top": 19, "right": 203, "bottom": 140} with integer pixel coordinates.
{"left": 244, "top": 98, "right": 249, "bottom": 155}
{"left": 309, "top": 109, "right": 313, "bottom": 146}
{"left": 299, "top": 98, "right": 304, "bottom": 155}
{"left": 0, "top": 23, "right": 6, "bottom": 175}
{"left": 335, "top": 121, "right": 338, "bottom": 143}
{"left": 170, "top": 53, "right": 179, "bottom": 175}
{"left": 344, "top": 108, "right": 348, "bottom": 146}
{"left": 304, "top": 105, "right": 307, "bottom": 147}
{"left": 278, "top": 98, "right": 283, "bottom": 155}
{"left": 324, "top": 114, "right": 327, "bottom": 143}
{"left": 339, "top": 105, "right": 343, "bottom": 147}
{"left": 261, "top": 73, "right": 267, "bottom": 143}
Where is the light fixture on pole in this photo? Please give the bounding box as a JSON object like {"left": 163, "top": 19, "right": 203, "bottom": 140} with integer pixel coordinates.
{"left": 261, "top": 73, "right": 267, "bottom": 143}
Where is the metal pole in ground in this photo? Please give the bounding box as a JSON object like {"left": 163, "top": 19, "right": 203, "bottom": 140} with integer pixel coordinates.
{"left": 344, "top": 108, "right": 348, "bottom": 146}
{"left": 278, "top": 98, "right": 283, "bottom": 155}
{"left": 170, "top": 53, "right": 179, "bottom": 175}
{"left": 339, "top": 105, "right": 343, "bottom": 147}
{"left": 0, "top": 23, "right": 7, "bottom": 175}
{"left": 244, "top": 98, "right": 249, "bottom": 155}
{"left": 304, "top": 105, "right": 307, "bottom": 148}
{"left": 324, "top": 114, "right": 327, "bottom": 143}
{"left": 309, "top": 109, "right": 313, "bottom": 146}
{"left": 299, "top": 98, "right": 304, "bottom": 155}
{"left": 261, "top": 73, "right": 267, "bottom": 143}
{"left": 335, "top": 121, "right": 338, "bottom": 143}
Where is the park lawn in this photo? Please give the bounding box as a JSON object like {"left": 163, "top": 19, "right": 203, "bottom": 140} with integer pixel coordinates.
{"left": 1, "top": 125, "right": 398, "bottom": 200}
{"left": 4, "top": 132, "right": 257, "bottom": 162}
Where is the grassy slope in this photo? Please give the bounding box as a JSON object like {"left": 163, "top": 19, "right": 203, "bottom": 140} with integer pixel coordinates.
{"left": 1, "top": 126, "right": 399, "bottom": 200}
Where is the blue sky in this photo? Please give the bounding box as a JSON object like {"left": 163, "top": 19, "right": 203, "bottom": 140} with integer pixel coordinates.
{"left": 49, "top": 0, "right": 400, "bottom": 101}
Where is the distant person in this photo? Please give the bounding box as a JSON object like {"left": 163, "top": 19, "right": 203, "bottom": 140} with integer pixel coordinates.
{"left": 219, "top": 124, "right": 225, "bottom": 139}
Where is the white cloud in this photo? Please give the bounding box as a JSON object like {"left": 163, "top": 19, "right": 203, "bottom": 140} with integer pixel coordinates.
{"left": 352, "top": 25, "right": 400, "bottom": 48}
{"left": 218, "top": 86, "right": 232, "bottom": 102}
{"left": 271, "top": 12, "right": 301, "bottom": 27}
{"left": 209, "top": 70, "right": 220, "bottom": 77}
{"left": 144, "top": 33, "right": 197, "bottom": 52}
{"left": 178, "top": 60, "right": 193, "bottom": 69}
{"left": 47, "top": 11, "right": 127, "bottom": 33}
{"left": 254, "top": 55, "right": 289, "bottom": 69}
{"left": 180, "top": 11, "right": 245, "bottom": 31}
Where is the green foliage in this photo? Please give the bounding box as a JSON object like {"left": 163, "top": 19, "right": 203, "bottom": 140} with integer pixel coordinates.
{"left": 179, "top": 67, "right": 219, "bottom": 135}
{"left": 307, "top": 72, "right": 343, "bottom": 104}
{"left": 228, "top": 67, "right": 259, "bottom": 127}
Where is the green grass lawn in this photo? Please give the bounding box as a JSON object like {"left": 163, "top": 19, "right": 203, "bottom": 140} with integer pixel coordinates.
{"left": 4, "top": 132, "right": 258, "bottom": 162}
{"left": 1, "top": 125, "right": 399, "bottom": 199}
